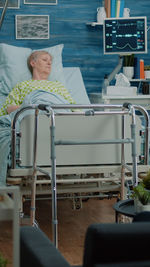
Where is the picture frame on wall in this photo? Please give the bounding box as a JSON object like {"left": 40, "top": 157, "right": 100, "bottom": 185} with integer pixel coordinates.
{"left": 24, "top": 0, "right": 57, "bottom": 5}
{"left": 0, "top": 0, "right": 20, "bottom": 8}
{"left": 15, "top": 15, "right": 50, "bottom": 40}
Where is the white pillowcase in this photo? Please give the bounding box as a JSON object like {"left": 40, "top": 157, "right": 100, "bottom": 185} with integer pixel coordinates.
{"left": 0, "top": 43, "right": 66, "bottom": 96}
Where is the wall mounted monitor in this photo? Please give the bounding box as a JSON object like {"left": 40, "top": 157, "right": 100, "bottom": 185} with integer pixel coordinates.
{"left": 103, "top": 16, "right": 147, "bottom": 55}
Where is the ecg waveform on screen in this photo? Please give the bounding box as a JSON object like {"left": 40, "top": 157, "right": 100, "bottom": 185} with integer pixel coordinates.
{"left": 116, "top": 43, "right": 138, "bottom": 51}
{"left": 112, "top": 20, "right": 141, "bottom": 29}
{"left": 105, "top": 18, "right": 146, "bottom": 54}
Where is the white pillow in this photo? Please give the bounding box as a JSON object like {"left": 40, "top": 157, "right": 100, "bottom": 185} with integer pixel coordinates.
{"left": 0, "top": 43, "right": 66, "bottom": 96}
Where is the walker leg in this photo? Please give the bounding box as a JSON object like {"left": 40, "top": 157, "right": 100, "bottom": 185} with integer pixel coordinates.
{"left": 30, "top": 174, "right": 37, "bottom": 226}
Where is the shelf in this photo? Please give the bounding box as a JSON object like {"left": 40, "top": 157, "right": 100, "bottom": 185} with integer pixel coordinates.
{"left": 89, "top": 93, "right": 150, "bottom": 99}
{"left": 86, "top": 22, "right": 103, "bottom": 26}
{"left": 102, "top": 95, "right": 150, "bottom": 100}
{"left": 130, "top": 79, "right": 150, "bottom": 82}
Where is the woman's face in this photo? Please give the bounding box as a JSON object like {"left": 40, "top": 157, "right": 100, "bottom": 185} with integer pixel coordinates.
{"left": 31, "top": 53, "right": 52, "bottom": 76}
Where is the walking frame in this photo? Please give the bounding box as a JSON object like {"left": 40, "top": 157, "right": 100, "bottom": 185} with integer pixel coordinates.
{"left": 10, "top": 103, "right": 149, "bottom": 247}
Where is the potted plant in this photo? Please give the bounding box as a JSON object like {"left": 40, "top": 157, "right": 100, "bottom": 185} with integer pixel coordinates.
{"left": 123, "top": 54, "right": 134, "bottom": 80}
{"left": 0, "top": 252, "right": 8, "bottom": 267}
{"left": 132, "top": 170, "right": 150, "bottom": 212}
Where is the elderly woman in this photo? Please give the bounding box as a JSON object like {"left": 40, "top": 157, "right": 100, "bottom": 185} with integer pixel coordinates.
{"left": 0, "top": 50, "right": 76, "bottom": 116}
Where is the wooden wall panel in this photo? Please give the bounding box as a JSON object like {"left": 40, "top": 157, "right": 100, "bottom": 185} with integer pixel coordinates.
{"left": 0, "top": 0, "right": 149, "bottom": 96}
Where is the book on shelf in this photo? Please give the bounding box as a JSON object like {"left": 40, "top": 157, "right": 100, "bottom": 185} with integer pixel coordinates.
{"left": 119, "top": 0, "right": 124, "bottom": 17}
{"left": 105, "top": 0, "right": 125, "bottom": 18}
{"left": 105, "top": 0, "right": 111, "bottom": 18}
{"left": 134, "top": 57, "right": 140, "bottom": 79}
{"left": 116, "top": 0, "right": 121, "bottom": 17}
{"left": 140, "top": 59, "right": 145, "bottom": 79}
{"left": 111, "top": 0, "right": 116, "bottom": 17}
{"left": 134, "top": 58, "right": 145, "bottom": 80}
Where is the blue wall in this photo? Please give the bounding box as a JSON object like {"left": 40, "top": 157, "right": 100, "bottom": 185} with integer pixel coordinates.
{"left": 0, "top": 0, "right": 150, "bottom": 95}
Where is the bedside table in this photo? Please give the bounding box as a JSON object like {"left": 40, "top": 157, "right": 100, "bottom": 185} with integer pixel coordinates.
{"left": 89, "top": 93, "right": 150, "bottom": 110}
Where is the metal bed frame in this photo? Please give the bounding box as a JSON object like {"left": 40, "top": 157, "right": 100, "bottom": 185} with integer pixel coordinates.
{"left": 8, "top": 103, "right": 149, "bottom": 247}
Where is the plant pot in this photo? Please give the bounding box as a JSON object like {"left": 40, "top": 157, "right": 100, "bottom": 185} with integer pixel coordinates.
{"left": 123, "top": 66, "right": 134, "bottom": 80}
{"left": 134, "top": 198, "right": 150, "bottom": 212}
{"left": 141, "top": 204, "right": 150, "bottom": 212}
{"left": 134, "top": 198, "right": 143, "bottom": 213}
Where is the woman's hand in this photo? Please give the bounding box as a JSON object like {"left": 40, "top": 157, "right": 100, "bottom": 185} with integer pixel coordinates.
{"left": 7, "top": 105, "right": 20, "bottom": 114}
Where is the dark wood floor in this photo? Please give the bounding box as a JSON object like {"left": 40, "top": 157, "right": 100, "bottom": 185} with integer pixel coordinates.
{"left": 0, "top": 197, "right": 116, "bottom": 266}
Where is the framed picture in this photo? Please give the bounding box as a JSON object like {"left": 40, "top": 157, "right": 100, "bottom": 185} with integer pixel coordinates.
{"left": 0, "top": 0, "right": 20, "bottom": 8}
{"left": 15, "top": 15, "right": 49, "bottom": 39}
{"left": 24, "top": 0, "right": 57, "bottom": 5}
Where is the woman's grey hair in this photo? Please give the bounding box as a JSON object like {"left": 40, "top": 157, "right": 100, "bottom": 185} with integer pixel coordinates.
{"left": 27, "top": 50, "right": 52, "bottom": 74}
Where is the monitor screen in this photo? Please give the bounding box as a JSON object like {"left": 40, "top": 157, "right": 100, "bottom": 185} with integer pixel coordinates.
{"left": 103, "top": 17, "right": 147, "bottom": 55}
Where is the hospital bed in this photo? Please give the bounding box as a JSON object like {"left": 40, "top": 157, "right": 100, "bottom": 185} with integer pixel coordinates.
{"left": 6, "top": 67, "right": 149, "bottom": 204}
{"left": 0, "top": 44, "right": 149, "bottom": 244}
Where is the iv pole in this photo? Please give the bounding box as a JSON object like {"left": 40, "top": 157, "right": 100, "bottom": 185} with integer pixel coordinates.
{"left": 102, "top": 55, "right": 124, "bottom": 92}
{"left": 0, "top": 0, "right": 8, "bottom": 29}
